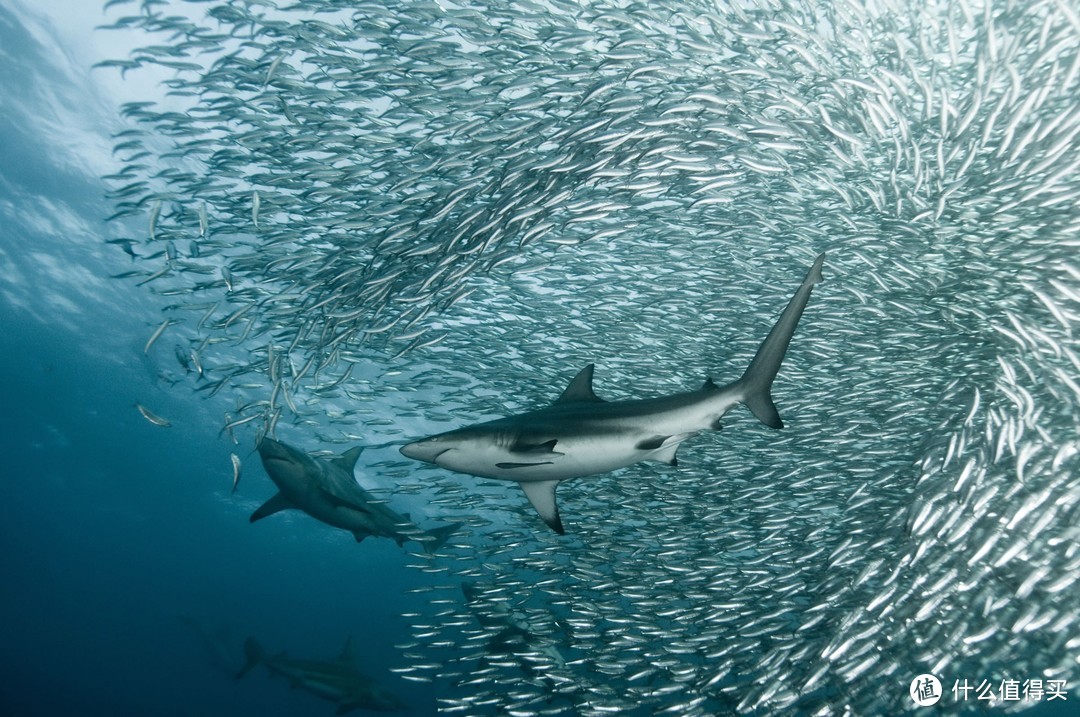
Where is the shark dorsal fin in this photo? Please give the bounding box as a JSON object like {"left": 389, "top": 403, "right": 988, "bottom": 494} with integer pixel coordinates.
{"left": 338, "top": 636, "right": 354, "bottom": 663}
{"left": 554, "top": 364, "right": 604, "bottom": 404}
{"left": 333, "top": 446, "right": 364, "bottom": 474}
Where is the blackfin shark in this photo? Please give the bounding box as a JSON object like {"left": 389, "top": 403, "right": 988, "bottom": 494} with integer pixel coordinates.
{"left": 252, "top": 438, "right": 459, "bottom": 551}
{"left": 400, "top": 254, "right": 825, "bottom": 534}
{"left": 236, "top": 637, "right": 406, "bottom": 714}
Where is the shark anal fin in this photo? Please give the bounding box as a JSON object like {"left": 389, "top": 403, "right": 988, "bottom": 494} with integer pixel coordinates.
{"left": 511, "top": 438, "right": 562, "bottom": 455}
{"left": 519, "top": 480, "right": 565, "bottom": 534}
{"left": 497, "top": 461, "right": 555, "bottom": 469}
{"left": 353, "top": 531, "right": 368, "bottom": 543}
{"left": 554, "top": 364, "right": 605, "bottom": 404}
{"left": 250, "top": 492, "right": 293, "bottom": 522}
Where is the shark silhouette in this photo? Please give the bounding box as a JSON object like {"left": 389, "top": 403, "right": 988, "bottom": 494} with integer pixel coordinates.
{"left": 236, "top": 636, "right": 406, "bottom": 714}
{"left": 252, "top": 438, "right": 459, "bottom": 551}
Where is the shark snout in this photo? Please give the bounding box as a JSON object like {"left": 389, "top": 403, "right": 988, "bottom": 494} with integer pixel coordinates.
{"left": 257, "top": 438, "right": 290, "bottom": 461}
{"left": 399, "top": 438, "right": 448, "bottom": 463}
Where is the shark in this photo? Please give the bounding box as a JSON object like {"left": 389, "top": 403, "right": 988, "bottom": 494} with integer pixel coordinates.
{"left": 461, "top": 582, "right": 567, "bottom": 674}
{"left": 252, "top": 438, "right": 459, "bottom": 551}
{"left": 236, "top": 636, "right": 406, "bottom": 714}
{"left": 400, "top": 253, "right": 825, "bottom": 534}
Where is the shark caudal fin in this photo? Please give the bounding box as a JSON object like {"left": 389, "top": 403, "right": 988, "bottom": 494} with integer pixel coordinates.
{"left": 235, "top": 637, "right": 265, "bottom": 679}
{"left": 738, "top": 253, "right": 824, "bottom": 429}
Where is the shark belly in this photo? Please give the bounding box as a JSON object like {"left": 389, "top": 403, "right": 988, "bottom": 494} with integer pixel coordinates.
{"left": 433, "top": 394, "right": 732, "bottom": 482}
{"left": 279, "top": 483, "right": 374, "bottom": 535}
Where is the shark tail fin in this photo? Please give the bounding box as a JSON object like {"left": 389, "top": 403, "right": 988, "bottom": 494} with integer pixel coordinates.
{"left": 235, "top": 637, "right": 264, "bottom": 679}
{"left": 421, "top": 522, "right": 462, "bottom": 554}
{"left": 737, "top": 253, "right": 824, "bottom": 430}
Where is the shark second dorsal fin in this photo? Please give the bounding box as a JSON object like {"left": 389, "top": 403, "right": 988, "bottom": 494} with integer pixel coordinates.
{"left": 250, "top": 492, "right": 293, "bottom": 523}
{"left": 333, "top": 446, "right": 364, "bottom": 474}
{"left": 519, "top": 480, "right": 565, "bottom": 534}
{"left": 554, "top": 364, "right": 604, "bottom": 404}
{"left": 702, "top": 377, "right": 718, "bottom": 391}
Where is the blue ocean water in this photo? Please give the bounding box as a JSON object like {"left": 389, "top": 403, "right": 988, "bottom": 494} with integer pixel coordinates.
{"left": 1, "top": 2, "right": 1077, "bottom": 716}
{"left": 0, "top": 10, "right": 438, "bottom": 715}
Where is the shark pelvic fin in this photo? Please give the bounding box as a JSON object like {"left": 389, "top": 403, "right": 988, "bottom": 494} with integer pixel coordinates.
{"left": 638, "top": 432, "right": 697, "bottom": 465}
{"left": 250, "top": 492, "right": 293, "bottom": 522}
{"left": 497, "top": 461, "right": 555, "bottom": 469}
{"left": 519, "top": 480, "right": 565, "bottom": 534}
{"left": 554, "top": 364, "right": 604, "bottom": 404}
{"left": 648, "top": 443, "right": 680, "bottom": 466}
{"left": 332, "top": 446, "right": 364, "bottom": 474}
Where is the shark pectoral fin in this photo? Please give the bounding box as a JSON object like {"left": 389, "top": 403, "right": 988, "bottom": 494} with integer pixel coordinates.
{"left": 519, "top": 480, "right": 565, "bottom": 534}
{"left": 511, "top": 438, "right": 563, "bottom": 455}
{"left": 554, "top": 364, "right": 605, "bottom": 404}
{"left": 497, "top": 461, "right": 555, "bottom": 469}
{"left": 250, "top": 492, "right": 293, "bottom": 522}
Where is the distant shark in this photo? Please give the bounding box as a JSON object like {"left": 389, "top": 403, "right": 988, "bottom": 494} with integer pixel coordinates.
{"left": 236, "top": 636, "right": 406, "bottom": 714}
{"left": 400, "top": 253, "right": 825, "bottom": 533}
{"left": 252, "top": 438, "right": 459, "bottom": 551}
{"left": 461, "top": 582, "right": 567, "bottom": 674}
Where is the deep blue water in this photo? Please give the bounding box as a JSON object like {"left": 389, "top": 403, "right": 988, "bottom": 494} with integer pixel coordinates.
{"left": 0, "top": 9, "right": 437, "bottom": 714}
{"left": 0, "top": 301, "right": 439, "bottom": 716}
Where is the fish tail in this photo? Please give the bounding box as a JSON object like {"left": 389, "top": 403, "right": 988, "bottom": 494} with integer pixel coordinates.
{"left": 737, "top": 253, "right": 825, "bottom": 429}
